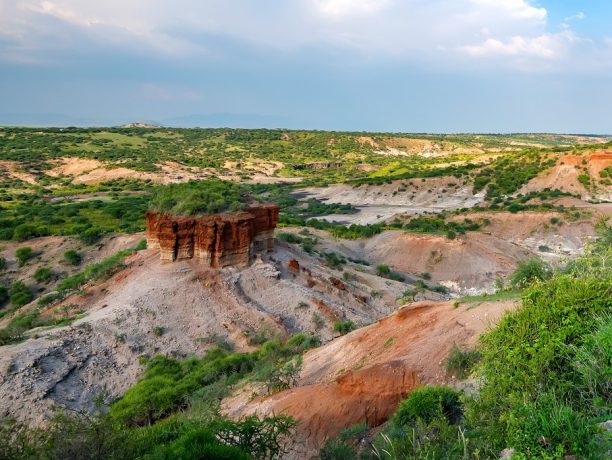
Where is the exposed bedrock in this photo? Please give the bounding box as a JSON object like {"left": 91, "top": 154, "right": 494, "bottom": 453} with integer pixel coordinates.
{"left": 145, "top": 204, "right": 279, "bottom": 267}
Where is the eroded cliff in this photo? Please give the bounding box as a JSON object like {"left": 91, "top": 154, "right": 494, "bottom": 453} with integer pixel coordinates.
{"left": 146, "top": 204, "right": 279, "bottom": 267}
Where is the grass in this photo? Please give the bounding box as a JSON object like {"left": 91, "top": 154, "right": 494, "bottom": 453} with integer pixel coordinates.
{"left": 149, "top": 179, "right": 247, "bottom": 216}
{"left": 444, "top": 345, "right": 481, "bottom": 379}
{"left": 460, "top": 288, "right": 522, "bottom": 303}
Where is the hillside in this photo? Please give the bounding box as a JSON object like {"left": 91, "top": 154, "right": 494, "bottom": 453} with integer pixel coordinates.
{"left": 0, "top": 129, "right": 610, "bottom": 459}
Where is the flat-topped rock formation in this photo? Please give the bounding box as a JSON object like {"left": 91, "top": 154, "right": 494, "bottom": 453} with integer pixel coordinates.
{"left": 146, "top": 204, "right": 279, "bottom": 267}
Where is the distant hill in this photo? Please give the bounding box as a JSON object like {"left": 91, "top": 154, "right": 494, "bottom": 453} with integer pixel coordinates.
{"left": 120, "top": 121, "right": 163, "bottom": 128}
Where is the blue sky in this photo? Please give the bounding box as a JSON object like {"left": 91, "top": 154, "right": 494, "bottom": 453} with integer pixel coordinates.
{"left": 0, "top": 0, "right": 611, "bottom": 133}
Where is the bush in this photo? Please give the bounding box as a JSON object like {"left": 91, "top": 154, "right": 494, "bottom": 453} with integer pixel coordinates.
{"left": 510, "top": 258, "right": 552, "bottom": 288}
{"left": 277, "top": 232, "right": 302, "bottom": 244}
{"left": 323, "top": 251, "right": 346, "bottom": 269}
{"left": 0, "top": 285, "right": 8, "bottom": 306}
{"left": 318, "top": 439, "right": 356, "bottom": 460}
{"left": 0, "top": 257, "right": 6, "bottom": 270}
{"left": 63, "top": 249, "right": 82, "bottom": 266}
{"left": 12, "top": 223, "right": 49, "bottom": 241}
{"left": 34, "top": 267, "right": 54, "bottom": 283}
{"left": 376, "top": 264, "right": 391, "bottom": 276}
{"left": 9, "top": 281, "right": 32, "bottom": 307}
{"left": 571, "top": 315, "right": 612, "bottom": 409}
{"left": 79, "top": 227, "right": 102, "bottom": 245}
{"left": 393, "top": 386, "right": 462, "bottom": 426}
{"left": 311, "top": 312, "right": 325, "bottom": 330}
{"left": 15, "top": 246, "right": 33, "bottom": 266}
{"left": 505, "top": 391, "right": 597, "bottom": 458}
{"left": 134, "top": 239, "right": 147, "bottom": 251}
{"left": 470, "top": 272, "right": 612, "bottom": 457}
{"left": 333, "top": 320, "right": 356, "bottom": 335}
{"left": 444, "top": 345, "right": 481, "bottom": 379}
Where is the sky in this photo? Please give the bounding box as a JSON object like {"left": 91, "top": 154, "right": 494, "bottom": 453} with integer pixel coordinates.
{"left": 0, "top": 0, "right": 611, "bottom": 133}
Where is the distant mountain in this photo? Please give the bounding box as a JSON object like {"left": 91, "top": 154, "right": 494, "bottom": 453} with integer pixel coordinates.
{"left": 161, "top": 113, "right": 292, "bottom": 129}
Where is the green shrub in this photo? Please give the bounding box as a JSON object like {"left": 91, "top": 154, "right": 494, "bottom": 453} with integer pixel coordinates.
{"left": 393, "top": 386, "right": 462, "bottom": 426}
{"left": 571, "top": 315, "right": 612, "bottom": 410}
{"left": 9, "top": 281, "right": 32, "bottom": 307}
{"left": 510, "top": 258, "right": 552, "bottom": 288}
{"left": 0, "top": 285, "right": 8, "bottom": 306}
{"left": 323, "top": 251, "right": 346, "bottom": 269}
{"left": 34, "top": 267, "right": 54, "bottom": 283}
{"left": 12, "top": 223, "right": 50, "bottom": 241}
{"left": 469, "top": 271, "right": 612, "bottom": 457}
{"left": 15, "top": 246, "right": 33, "bottom": 266}
{"left": 0, "top": 257, "right": 6, "bottom": 270}
{"left": 111, "top": 351, "right": 256, "bottom": 426}
{"left": 277, "top": 232, "right": 302, "bottom": 244}
{"left": 376, "top": 264, "right": 391, "bottom": 276}
{"left": 318, "top": 439, "right": 356, "bottom": 460}
{"left": 0, "top": 405, "right": 293, "bottom": 460}
{"left": 134, "top": 239, "right": 147, "bottom": 251}
{"left": 133, "top": 424, "right": 250, "bottom": 460}
{"left": 333, "top": 320, "right": 356, "bottom": 335}
{"left": 150, "top": 179, "right": 246, "bottom": 216}
{"left": 63, "top": 249, "right": 82, "bottom": 266}
{"left": 80, "top": 227, "right": 102, "bottom": 245}
{"left": 444, "top": 345, "right": 481, "bottom": 379}
{"left": 480, "top": 275, "right": 610, "bottom": 399}
{"left": 311, "top": 312, "right": 325, "bottom": 330}
{"left": 505, "top": 392, "right": 596, "bottom": 458}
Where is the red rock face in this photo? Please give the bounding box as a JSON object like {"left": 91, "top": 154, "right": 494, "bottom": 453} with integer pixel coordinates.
{"left": 287, "top": 259, "right": 300, "bottom": 273}
{"left": 145, "top": 204, "right": 278, "bottom": 268}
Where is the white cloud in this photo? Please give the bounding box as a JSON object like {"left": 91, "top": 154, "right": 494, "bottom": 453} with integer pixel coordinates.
{"left": 313, "top": 0, "right": 390, "bottom": 18}
{"left": 470, "top": 0, "right": 546, "bottom": 20}
{"left": 461, "top": 31, "right": 576, "bottom": 59}
{"left": 0, "top": 0, "right": 603, "bottom": 72}
{"left": 564, "top": 11, "right": 585, "bottom": 22}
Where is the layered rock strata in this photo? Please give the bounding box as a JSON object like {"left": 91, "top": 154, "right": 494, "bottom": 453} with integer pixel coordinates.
{"left": 146, "top": 204, "right": 279, "bottom": 268}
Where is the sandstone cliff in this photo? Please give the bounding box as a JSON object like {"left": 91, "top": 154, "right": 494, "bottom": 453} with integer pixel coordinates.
{"left": 146, "top": 204, "right": 279, "bottom": 267}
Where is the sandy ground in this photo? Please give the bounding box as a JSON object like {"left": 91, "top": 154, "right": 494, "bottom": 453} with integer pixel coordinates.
{"left": 223, "top": 299, "right": 516, "bottom": 458}
{"left": 0, "top": 160, "right": 38, "bottom": 185}
{"left": 303, "top": 177, "right": 485, "bottom": 225}
{"left": 43, "top": 157, "right": 302, "bottom": 186}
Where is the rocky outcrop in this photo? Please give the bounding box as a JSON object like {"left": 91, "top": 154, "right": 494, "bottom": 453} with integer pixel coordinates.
{"left": 287, "top": 259, "right": 300, "bottom": 273}
{"left": 146, "top": 204, "right": 279, "bottom": 268}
